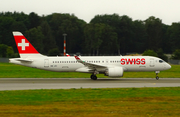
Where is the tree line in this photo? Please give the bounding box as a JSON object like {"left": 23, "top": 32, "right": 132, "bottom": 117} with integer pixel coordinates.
{"left": 0, "top": 12, "right": 180, "bottom": 59}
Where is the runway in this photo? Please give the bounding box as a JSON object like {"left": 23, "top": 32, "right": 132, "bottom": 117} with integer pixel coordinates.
{"left": 0, "top": 78, "right": 180, "bottom": 91}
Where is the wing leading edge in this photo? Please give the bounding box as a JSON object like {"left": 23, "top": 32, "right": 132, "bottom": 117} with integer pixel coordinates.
{"left": 74, "top": 55, "right": 107, "bottom": 70}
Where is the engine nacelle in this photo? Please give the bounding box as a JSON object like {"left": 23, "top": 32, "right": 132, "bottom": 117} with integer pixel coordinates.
{"left": 105, "top": 67, "right": 124, "bottom": 77}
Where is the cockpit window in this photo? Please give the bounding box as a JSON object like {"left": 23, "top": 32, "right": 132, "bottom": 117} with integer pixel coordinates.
{"left": 159, "top": 60, "right": 164, "bottom": 63}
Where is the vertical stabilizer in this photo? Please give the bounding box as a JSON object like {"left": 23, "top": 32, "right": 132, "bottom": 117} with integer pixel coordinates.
{"left": 13, "top": 31, "right": 44, "bottom": 58}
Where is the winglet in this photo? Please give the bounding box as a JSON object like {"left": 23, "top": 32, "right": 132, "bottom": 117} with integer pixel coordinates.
{"left": 74, "top": 55, "right": 81, "bottom": 60}
{"left": 66, "top": 54, "right": 70, "bottom": 57}
{"left": 75, "top": 55, "right": 80, "bottom": 60}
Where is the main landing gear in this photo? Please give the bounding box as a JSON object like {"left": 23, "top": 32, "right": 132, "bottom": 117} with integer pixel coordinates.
{"left": 90, "top": 71, "right": 98, "bottom": 80}
{"left": 155, "top": 71, "right": 160, "bottom": 80}
{"left": 91, "top": 74, "right": 97, "bottom": 80}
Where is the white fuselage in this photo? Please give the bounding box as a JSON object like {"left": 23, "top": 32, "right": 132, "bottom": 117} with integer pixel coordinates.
{"left": 9, "top": 56, "right": 171, "bottom": 74}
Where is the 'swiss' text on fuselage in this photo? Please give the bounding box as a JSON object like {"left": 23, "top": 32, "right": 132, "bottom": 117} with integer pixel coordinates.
{"left": 120, "top": 58, "right": 145, "bottom": 65}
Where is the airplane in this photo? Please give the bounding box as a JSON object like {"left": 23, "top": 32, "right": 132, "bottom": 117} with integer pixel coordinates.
{"left": 9, "top": 31, "right": 171, "bottom": 80}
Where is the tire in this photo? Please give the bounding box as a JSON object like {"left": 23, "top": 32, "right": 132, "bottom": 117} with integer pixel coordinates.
{"left": 90, "top": 75, "right": 97, "bottom": 80}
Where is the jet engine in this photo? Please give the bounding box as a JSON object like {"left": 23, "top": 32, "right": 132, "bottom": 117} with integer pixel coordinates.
{"left": 105, "top": 67, "right": 124, "bottom": 77}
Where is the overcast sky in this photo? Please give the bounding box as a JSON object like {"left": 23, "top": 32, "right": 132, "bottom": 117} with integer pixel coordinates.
{"left": 1, "top": 0, "right": 180, "bottom": 25}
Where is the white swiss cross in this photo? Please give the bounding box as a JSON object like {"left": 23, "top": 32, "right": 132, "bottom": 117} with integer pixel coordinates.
{"left": 18, "top": 39, "right": 29, "bottom": 50}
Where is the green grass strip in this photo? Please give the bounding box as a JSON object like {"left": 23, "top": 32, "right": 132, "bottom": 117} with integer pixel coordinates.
{"left": 0, "top": 87, "right": 179, "bottom": 105}
{"left": 0, "top": 88, "right": 180, "bottom": 116}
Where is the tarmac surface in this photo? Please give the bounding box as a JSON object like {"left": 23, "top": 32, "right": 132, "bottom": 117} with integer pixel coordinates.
{"left": 0, "top": 78, "right": 180, "bottom": 91}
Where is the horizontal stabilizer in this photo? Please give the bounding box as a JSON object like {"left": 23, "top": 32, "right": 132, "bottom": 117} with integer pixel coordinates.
{"left": 13, "top": 58, "right": 33, "bottom": 62}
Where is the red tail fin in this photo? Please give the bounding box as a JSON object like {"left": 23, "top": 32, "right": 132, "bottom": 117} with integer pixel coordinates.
{"left": 13, "top": 32, "right": 39, "bottom": 54}
{"left": 13, "top": 32, "right": 44, "bottom": 58}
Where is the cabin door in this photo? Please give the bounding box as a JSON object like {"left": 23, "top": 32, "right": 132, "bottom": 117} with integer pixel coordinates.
{"left": 149, "top": 58, "right": 155, "bottom": 67}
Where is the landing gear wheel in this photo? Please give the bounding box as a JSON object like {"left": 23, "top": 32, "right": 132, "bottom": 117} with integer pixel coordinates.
{"left": 156, "top": 76, "right": 159, "bottom": 80}
{"left": 155, "top": 71, "right": 160, "bottom": 80}
{"left": 90, "top": 75, "right": 97, "bottom": 80}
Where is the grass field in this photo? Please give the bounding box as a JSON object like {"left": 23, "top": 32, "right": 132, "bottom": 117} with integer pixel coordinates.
{"left": 0, "top": 62, "right": 179, "bottom": 78}
{"left": 0, "top": 88, "right": 180, "bottom": 117}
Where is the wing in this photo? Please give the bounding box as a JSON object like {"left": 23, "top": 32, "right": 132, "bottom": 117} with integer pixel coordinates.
{"left": 74, "top": 55, "right": 107, "bottom": 70}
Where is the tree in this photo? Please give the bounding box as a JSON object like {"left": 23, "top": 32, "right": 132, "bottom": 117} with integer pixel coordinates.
{"left": 90, "top": 14, "right": 135, "bottom": 54}
{"left": 0, "top": 12, "right": 29, "bottom": 53}
{"left": 46, "top": 13, "right": 86, "bottom": 54}
{"left": 118, "top": 15, "right": 135, "bottom": 54}
{"left": 99, "top": 25, "right": 119, "bottom": 55}
{"left": 156, "top": 48, "right": 168, "bottom": 62}
{"left": 161, "top": 24, "right": 170, "bottom": 53}
{"left": 0, "top": 44, "right": 15, "bottom": 57}
{"left": 25, "top": 27, "right": 44, "bottom": 53}
{"left": 84, "top": 23, "right": 118, "bottom": 55}
{"left": 142, "top": 49, "right": 168, "bottom": 61}
{"left": 142, "top": 50, "right": 158, "bottom": 57}
{"left": 40, "top": 21, "right": 56, "bottom": 54}
{"left": 48, "top": 48, "right": 60, "bottom": 56}
{"left": 28, "top": 12, "right": 41, "bottom": 29}
{"left": 0, "top": 11, "right": 179, "bottom": 56}
{"left": 84, "top": 23, "right": 103, "bottom": 55}
{"left": 6, "top": 46, "right": 15, "bottom": 58}
{"left": 0, "top": 44, "right": 8, "bottom": 57}
{"left": 171, "top": 49, "right": 180, "bottom": 60}
{"left": 145, "top": 16, "right": 163, "bottom": 51}
{"left": 133, "top": 20, "right": 147, "bottom": 53}
{"left": 11, "top": 21, "right": 27, "bottom": 33}
{"left": 167, "top": 23, "right": 180, "bottom": 52}
{"left": 0, "top": 17, "right": 15, "bottom": 45}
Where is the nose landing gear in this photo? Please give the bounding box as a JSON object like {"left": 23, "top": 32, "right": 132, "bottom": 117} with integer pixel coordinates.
{"left": 155, "top": 71, "right": 160, "bottom": 80}
{"left": 156, "top": 76, "right": 159, "bottom": 80}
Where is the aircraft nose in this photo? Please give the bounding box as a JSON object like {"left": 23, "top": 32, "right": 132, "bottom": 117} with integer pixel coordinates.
{"left": 166, "top": 63, "right": 171, "bottom": 70}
